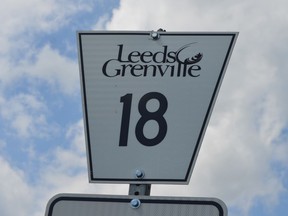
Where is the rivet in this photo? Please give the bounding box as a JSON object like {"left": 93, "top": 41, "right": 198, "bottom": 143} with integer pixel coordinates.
{"left": 150, "top": 31, "right": 160, "bottom": 40}
{"left": 130, "top": 199, "right": 141, "bottom": 209}
{"left": 135, "top": 170, "right": 145, "bottom": 179}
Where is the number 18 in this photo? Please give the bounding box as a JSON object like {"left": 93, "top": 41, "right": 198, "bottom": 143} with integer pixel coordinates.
{"left": 119, "top": 92, "right": 168, "bottom": 147}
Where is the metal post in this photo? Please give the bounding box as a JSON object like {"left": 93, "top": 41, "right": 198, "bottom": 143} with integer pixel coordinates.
{"left": 128, "top": 184, "right": 151, "bottom": 196}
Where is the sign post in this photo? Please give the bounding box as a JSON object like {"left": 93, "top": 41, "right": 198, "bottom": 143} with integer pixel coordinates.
{"left": 77, "top": 31, "right": 238, "bottom": 184}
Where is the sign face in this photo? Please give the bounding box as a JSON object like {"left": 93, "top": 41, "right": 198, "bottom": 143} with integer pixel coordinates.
{"left": 77, "top": 31, "right": 238, "bottom": 184}
{"left": 45, "top": 194, "right": 227, "bottom": 216}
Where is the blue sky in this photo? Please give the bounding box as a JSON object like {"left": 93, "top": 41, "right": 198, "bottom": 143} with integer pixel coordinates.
{"left": 1, "top": 0, "right": 288, "bottom": 216}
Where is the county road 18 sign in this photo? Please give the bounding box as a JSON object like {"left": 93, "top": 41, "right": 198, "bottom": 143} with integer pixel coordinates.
{"left": 77, "top": 31, "right": 238, "bottom": 184}
{"left": 45, "top": 194, "right": 227, "bottom": 216}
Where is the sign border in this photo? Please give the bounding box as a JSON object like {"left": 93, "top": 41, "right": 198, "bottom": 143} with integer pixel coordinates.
{"left": 77, "top": 31, "right": 238, "bottom": 184}
{"left": 46, "top": 194, "right": 227, "bottom": 216}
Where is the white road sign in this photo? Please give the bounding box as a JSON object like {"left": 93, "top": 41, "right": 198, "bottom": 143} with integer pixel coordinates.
{"left": 45, "top": 194, "right": 227, "bottom": 216}
{"left": 77, "top": 31, "right": 238, "bottom": 184}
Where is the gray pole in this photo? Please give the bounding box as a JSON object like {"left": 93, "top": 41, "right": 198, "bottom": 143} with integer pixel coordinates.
{"left": 128, "top": 184, "right": 151, "bottom": 195}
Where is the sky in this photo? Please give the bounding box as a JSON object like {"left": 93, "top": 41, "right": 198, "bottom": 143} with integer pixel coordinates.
{"left": 1, "top": 0, "right": 288, "bottom": 216}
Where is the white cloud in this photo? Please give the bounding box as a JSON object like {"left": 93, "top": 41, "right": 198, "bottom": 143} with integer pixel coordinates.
{"left": 1, "top": 44, "right": 80, "bottom": 96}
{"left": 106, "top": 0, "right": 288, "bottom": 33}
{"left": 0, "top": 93, "right": 57, "bottom": 138}
{"left": 93, "top": 14, "right": 111, "bottom": 30}
{"left": 0, "top": 0, "right": 91, "bottom": 54}
{"left": 21, "top": 45, "right": 80, "bottom": 95}
{"left": 66, "top": 119, "right": 86, "bottom": 153}
{"left": 0, "top": 0, "right": 91, "bottom": 94}
{"left": 0, "top": 57, "right": 17, "bottom": 90}
{"left": 0, "top": 156, "right": 34, "bottom": 216}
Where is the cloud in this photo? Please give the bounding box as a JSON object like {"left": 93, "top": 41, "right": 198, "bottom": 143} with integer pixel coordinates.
{"left": 21, "top": 44, "right": 80, "bottom": 95}
{"left": 0, "top": 0, "right": 91, "bottom": 94}
{"left": 0, "top": 93, "right": 58, "bottom": 138}
{"left": 1, "top": 45, "right": 79, "bottom": 96}
{"left": 106, "top": 0, "right": 288, "bottom": 33}
{"left": 0, "top": 0, "right": 91, "bottom": 54}
{"left": 0, "top": 156, "right": 33, "bottom": 216}
{"left": 93, "top": 14, "right": 111, "bottom": 30}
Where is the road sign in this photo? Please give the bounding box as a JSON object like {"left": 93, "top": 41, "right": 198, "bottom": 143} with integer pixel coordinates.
{"left": 77, "top": 31, "right": 238, "bottom": 184}
{"left": 45, "top": 194, "right": 227, "bottom": 216}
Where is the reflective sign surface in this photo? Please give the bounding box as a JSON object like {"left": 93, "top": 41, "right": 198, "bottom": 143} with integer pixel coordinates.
{"left": 77, "top": 31, "right": 238, "bottom": 184}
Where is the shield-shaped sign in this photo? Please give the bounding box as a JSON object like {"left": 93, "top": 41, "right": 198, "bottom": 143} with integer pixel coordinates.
{"left": 77, "top": 31, "right": 238, "bottom": 184}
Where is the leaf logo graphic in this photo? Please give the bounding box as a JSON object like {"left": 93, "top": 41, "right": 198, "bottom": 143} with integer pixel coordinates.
{"left": 176, "top": 43, "right": 203, "bottom": 65}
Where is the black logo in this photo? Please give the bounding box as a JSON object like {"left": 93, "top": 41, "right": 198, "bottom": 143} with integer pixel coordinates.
{"left": 102, "top": 43, "right": 203, "bottom": 77}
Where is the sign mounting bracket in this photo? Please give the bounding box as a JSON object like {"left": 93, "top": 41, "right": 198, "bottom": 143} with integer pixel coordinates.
{"left": 129, "top": 184, "right": 151, "bottom": 196}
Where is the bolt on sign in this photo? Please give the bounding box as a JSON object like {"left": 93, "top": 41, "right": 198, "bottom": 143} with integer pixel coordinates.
{"left": 45, "top": 194, "right": 228, "bottom": 216}
{"left": 77, "top": 31, "right": 238, "bottom": 184}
